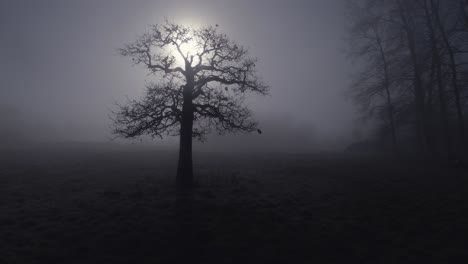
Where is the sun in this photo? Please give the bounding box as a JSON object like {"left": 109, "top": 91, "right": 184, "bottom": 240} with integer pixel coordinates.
{"left": 179, "top": 38, "right": 200, "bottom": 60}
{"left": 166, "top": 34, "right": 201, "bottom": 68}
{"left": 157, "top": 17, "right": 211, "bottom": 68}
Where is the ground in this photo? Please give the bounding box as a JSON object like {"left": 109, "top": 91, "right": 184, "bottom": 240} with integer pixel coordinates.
{"left": 1, "top": 144, "right": 468, "bottom": 263}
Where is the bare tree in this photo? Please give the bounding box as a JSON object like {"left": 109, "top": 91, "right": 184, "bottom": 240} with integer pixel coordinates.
{"left": 346, "top": 0, "right": 468, "bottom": 158}
{"left": 429, "top": 0, "right": 468, "bottom": 152}
{"left": 394, "top": 0, "right": 432, "bottom": 152}
{"left": 423, "top": 0, "right": 453, "bottom": 157}
{"left": 347, "top": 0, "right": 403, "bottom": 153}
{"left": 112, "top": 21, "right": 268, "bottom": 194}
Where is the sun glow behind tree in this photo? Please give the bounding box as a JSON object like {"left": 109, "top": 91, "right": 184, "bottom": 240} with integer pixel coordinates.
{"left": 113, "top": 20, "right": 268, "bottom": 194}
{"left": 165, "top": 33, "right": 201, "bottom": 67}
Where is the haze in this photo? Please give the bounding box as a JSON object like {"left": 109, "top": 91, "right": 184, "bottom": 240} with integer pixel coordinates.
{"left": 3, "top": 1, "right": 468, "bottom": 262}
{"left": 0, "top": 0, "right": 355, "bottom": 152}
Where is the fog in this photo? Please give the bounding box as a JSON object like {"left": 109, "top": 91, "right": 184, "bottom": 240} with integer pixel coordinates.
{"left": 4, "top": 2, "right": 468, "bottom": 262}
{"left": 0, "top": 0, "right": 356, "bottom": 151}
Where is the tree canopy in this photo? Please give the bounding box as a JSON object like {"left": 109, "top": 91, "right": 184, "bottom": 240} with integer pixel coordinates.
{"left": 112, "top": 21, "right": 269, "bottom": 141}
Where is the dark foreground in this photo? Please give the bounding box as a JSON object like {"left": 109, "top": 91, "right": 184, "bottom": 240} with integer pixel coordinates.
{"left": 1, "top": 144, "right": 468, "bottom": 263}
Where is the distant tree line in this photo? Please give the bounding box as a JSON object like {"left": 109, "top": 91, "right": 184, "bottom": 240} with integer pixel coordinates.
{"left": 347, "top": 0, "right": 468, "bottom": 158}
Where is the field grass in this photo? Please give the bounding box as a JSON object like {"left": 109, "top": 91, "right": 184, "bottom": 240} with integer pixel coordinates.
{"left": 1, "top": 144, "right": 468, "bottom": 263}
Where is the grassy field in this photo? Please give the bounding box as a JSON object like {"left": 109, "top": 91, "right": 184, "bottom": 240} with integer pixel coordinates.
{"left": 1, "top": 144, "right": 468, "bottom": 263}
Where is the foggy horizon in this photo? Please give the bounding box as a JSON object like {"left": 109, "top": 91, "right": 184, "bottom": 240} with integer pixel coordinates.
{"left": 1, "top": 0, "right": 357, "bottom": 152}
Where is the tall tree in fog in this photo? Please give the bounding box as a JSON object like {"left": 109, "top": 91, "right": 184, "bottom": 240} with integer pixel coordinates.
{"left": 422, "top": 0, "right": 452, "bottom": 157}
{"left": 112, "top": 21, "right": 268, "bottom": 194}
{"left": 429, "top": 0, "right": 468, "bottom": 150}
{"left": 347, "top": 0, "right": 468, "bottom": 157}
{"left": 347, "top": 1, "right": 400, "bottom": 153}
{"left": 395, "top": 0, "right": 430, "bottom": 152}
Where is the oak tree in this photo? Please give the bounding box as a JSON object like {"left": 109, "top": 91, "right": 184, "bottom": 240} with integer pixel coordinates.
{"left": 112, "top": 21, "right": 268, "bottom": 193}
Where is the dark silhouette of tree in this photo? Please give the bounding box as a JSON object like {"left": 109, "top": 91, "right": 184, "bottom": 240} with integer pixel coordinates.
{"left": 422, "top": 0, "right": 452, "bottom": 158}
{"left": 112, "top": 21, "right": 268, "bottom": 194}
{"left": 347, "top": 1, "right": 401, "bottom": 154}
{"left": 395, "top": 0, "right": 431, "bottom": 152}
{"left": 429, "top": 0, "right": 468, "bottom": 151}
{"left": 346, "top": 0, "right": 468, "bottom": 158}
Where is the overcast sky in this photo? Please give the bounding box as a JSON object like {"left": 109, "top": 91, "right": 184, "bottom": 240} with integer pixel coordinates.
{"left": 0, "top": 0, "right": 357, "bottom": 151}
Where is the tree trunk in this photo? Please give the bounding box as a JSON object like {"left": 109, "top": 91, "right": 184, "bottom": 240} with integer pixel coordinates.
{"left": 175, "top": 73, "right": 196, "bottom": 262}
{"left": 397, "top": 0, "right": 428, "bottom": 153}
{"left": 175, "top": 107, "right": 194, "bottom": 260}
{"left": 385, "top": 86, "right": 398, "bottom": 154}
{"left": 177, "top": 116, "right": 193, "bottom": 193}
{"left": 176, "top": 84, "right": 194, "bottom": 195}
{"left": 423, "top": 0, "right": 453, "bottom": 158}
{"left": 431, "top": 0, "right": 468, "bottom": 153}
{"left": 436, "top": 61, "right": 452, "bottom": 158}
{"left": 374, "top": 27, "right": 399, "bottom": 154}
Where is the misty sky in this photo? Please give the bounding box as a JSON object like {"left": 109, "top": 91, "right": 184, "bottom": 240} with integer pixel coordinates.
{"left": 0, "top": 0, "right": 357, "bottom": 151}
